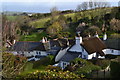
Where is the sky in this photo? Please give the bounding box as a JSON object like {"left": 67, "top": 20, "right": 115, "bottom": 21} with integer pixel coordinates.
{"left": 1, "top": 0, "right": 120, "bottom": 13}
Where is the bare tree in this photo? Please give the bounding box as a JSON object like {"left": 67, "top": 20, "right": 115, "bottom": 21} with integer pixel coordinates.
{"left": 50, "top": 7, "right": 59, "bottom": 18}
{"left": 89, "top": 0, "right": 94, "bottom": 9}
{"left": 2, "top": 52, "right": 27, "bottom": 78}
{"left": 76, "top": 4, "right": 83, "bottom": 11}
{"left": 2, "top": 15, "right": 18, "bottom": 46}
{"left": 81, "top": 2, "right": 89, "bottom": 10}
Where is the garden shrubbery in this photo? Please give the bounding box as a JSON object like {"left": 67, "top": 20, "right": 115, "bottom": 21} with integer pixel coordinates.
{"left": 32, "top": 55, "right": 54, "bottom": 69}
{"left": 110, "top": 57, "right": 120, "bottom": 78}
{"left": 46, "top": 65, "right": 62, "bottom": 72}
{"left": 89, "top": 59, "right": 110, "bottom": 69}
{"left": 69, "top": 58, "right": 101, "bottom": 78}
{"left": 19, "top": 70, "right": 81, "bottom": 79}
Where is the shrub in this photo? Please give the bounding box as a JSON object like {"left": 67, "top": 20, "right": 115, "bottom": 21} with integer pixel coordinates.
{"left": 89, "top": 59, "right": 110, "bottom": 69}
{"left": 105, "top": 54, "right": 117, "bottom": 59}
{"left": 71, "top": 58, "right": 101, "bottom": 78}
{"left": 45, "top": 65, "right": 62, "bottom": 72}
{"left": 20, "top": 70, "right": 81, "bottom": 79}
{"left": 110, "top": 33, "right": 120, "bottom": 38}
{"left": 75, "top": 63, "right": 101, "bottom": 78}
{"left": 2, "top": 53, "right": 27, "bottom": 78}
{"left": 110, "top": 61, "right": 120, "bottom": 78}
{"left": 32, "top": 55, "right": 54, "bottom": 69}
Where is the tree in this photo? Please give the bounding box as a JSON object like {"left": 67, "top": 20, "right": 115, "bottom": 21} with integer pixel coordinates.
{"left": 81, "top": 2, "right": 89, "bottom": 10}
{"left": 89, "top": 0, "right": 94, "bottom": 9}
{"left": 2, "top": 52, "right": 27, "bottom": 78}
{"left": 16, "top": 16, "right": 31, "bottom": 35}
{"left": 2, "top": 15, "right": 18, "bottom": 46}
{"left": 110, "top": 18, "right": 120, "bottom": 32}
{"left": 76, "top": 4, "right": 83, "bottom": 11}
{"left": 50, "top": 7, "right": 59, "bottom": 20}
{"left": 58, "top": 15, "right": 68, "bottom": 30}
{"left": 46, "top": 21, "right": 62, "bottom": 37}
{"left": 87, "top": 26, "right": 101, "bottom": 36}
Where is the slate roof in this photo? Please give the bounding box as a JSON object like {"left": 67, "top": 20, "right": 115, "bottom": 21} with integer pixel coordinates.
{"left": 50, "top": 39, "right": 68, "bottom": 49}
{"left": 60, "top": 52, "right": 81, "bottom": 62}
{"left": 10, "top": 41, "right": 49, "bottom": 51}
{"left": 103, "top": 38, "right": 120, "bottom": 50}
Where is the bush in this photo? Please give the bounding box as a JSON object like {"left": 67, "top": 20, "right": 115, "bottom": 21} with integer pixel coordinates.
{"left": 110, "top": 61, "right": 120, "bottom": 78}
{"left": 89, "top": 59, "right": 110, "bottom": 69}
{"left": 105, "top": 54, "right": 117, "bottom": 59}
{"left": 71, "top": 58, "right": 101, "bottom": 78}
{"left": 110, "top": 33, "right": 120, "bottom": 38}
{"left": 2, "top": 53, "right": 27, "bottom": 78}
{"left": 46, "top": 65, "right": 62, "bottom": 72}
{"left": 20, "top": 70, "right": 81, "bottom": 79}
{"left": 32, "top": 55, "right": 54, "bottom": 69}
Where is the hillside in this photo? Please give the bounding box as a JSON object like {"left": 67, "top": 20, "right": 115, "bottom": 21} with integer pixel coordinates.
{"left": 28, "top": 7, "right": 112, "bottom": 28}
{"left": 4, "top": 7, "right": 120, "bottom": 42}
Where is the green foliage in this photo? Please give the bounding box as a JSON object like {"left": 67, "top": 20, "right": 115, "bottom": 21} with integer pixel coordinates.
{"left": 71, "top": 58, "right": 101, "bottom": 77}
{"left": 76, "top": 64, "right": 100, "bottom": 77}
{"left": 32, "top": 55, "right": 54, "bottom": 69}
{"left": 87, "top": 26, "right": 101, "bottom": 35}
{"left": 29, "top": 17, "right": 50, "bottom": 28}
{"left": 20, "top": 31, "right": 47, "bottom": 41}
{"left": 20, "top": 70, "right": 81, "bottom": 79}
{"left": 110, "top": 33, "right": 120, "bottom": 38}
{"left": 46, "top": 21, "right": 62, "bottom": 37}
{"left": 89, "top": 59, "right": 110, "bottom": 69}
{"left": 6, "top": 16, "right": 17, "bottom": 21}
{"left": 46, "top": 65, "right": 62, "bottom": 72}
{"left": 110, "top": 60, "right": 120, "bottom": 78}
{"left": 23, "top": 62, "right": 33, "bottom": 71}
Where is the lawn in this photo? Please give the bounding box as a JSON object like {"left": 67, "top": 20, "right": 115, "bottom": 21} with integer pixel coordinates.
{"left": 20, "top": 31, "right": 47, "bottom": 41}
{"left": 20, "top": 62, "right": 47, "bottom": 76}
{"left": 29, "top": 17, "right": 50, "bottom": 28}
{"left": 29, "top": 13, "right": 75, "bottom": 28}
{"left": 6, "top": 16, "right": 17, "bottom": 21}
{"left": 64, "top": 13, "right": 75, "bottom": 19}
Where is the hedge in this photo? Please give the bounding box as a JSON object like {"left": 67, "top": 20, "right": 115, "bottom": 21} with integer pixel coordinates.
{"left": 110, "top": 61, "right": 120, "bottom": 78}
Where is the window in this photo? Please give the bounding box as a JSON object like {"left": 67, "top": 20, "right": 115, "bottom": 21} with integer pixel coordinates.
{"left": 39, "top": 52, "right": 41, "bottom": 55}
{"left": 36, "top": 52, "right": 38, "bottom": 54}
{"left": 82, "top": 47, "right": 84, "bottom": 52}
{"left": 84, "top": 55, "right": 86, "bottom": 58}
{"left": 111, "top": 49, "right": 114, "bottom": 53}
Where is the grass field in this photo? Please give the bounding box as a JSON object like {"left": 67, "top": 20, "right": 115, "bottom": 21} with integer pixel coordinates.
{"left": 6, "top": 16, "right": 17, "bottom": 21}
{"left": 29, "top": 17, "right": 50, "bottom": 28}
{"left": 20, "top": 31, "right": 47, "bottom": 41}
{"left": 20, "top": 62, "right": 46, "bottom": 76}
{"left": 29, "top": 13, "right": 76, "bottom": 28}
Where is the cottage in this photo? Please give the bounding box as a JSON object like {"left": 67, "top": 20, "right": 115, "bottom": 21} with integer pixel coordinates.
{"left": 102, "top": 38, "right": 120, "bottom": 55}
{"left": 8, "top": 37, "right": 51, "bottom": 61}
{"left": 55, "top": 33, "right": 106, "bottom": 69}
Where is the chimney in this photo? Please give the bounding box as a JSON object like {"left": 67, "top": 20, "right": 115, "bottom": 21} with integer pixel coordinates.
{"left": 103, "top": 32, "right": 107, "bottom": 40}
{"left": 94, "top": 31, "right": 99, "bottom": 38}
{"left": 48, "top": 41, "right": 51, "bottom": 49}
{"left": 13, "top": 39, "right": 16, "bottom": 44}
{"left": 45, "top": 37, "right": 47, "bottom": 42}
{"left": 88, "top": 33, "right": 91, "bottom": 37}
{"left": 42, "top": 37, "right": 45, "bottom": 43}
{"left": 75, "top": 32, "right": 82, "bottom": 44}
{"left": 66, "top": 38, "right": 69, "bottom": 46}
